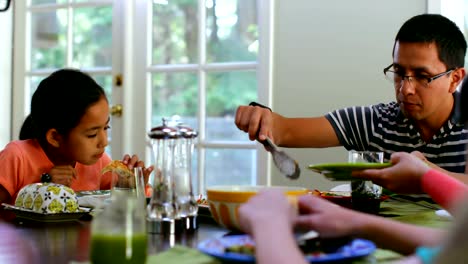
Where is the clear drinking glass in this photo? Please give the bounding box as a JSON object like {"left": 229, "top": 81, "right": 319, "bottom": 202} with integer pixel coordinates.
{"left": 348, "top": 150, "right": 383, "bottom": 214}
{"left": 111, "top": 167, "right": 146, "bottom": 199}
{"left": 90, "top": 189, "right": 147, "bottom": 263}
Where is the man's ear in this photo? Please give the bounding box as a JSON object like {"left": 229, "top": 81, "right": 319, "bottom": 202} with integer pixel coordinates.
{"left": 450, "top": 68, "right": 466, "bottom": 93}
{"left": 45, "top": 128, "right": 63, "bottom": 148}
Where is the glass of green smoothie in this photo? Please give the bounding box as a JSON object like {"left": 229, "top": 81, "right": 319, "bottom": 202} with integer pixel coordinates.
{"left": 90, "top": 191, "right": 147, "bottom": 263}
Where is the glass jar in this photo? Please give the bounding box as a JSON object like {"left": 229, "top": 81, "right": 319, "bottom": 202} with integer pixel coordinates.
{"left": 147, "top": 118, "right": 180, "bottom": 233}
{"left": 174, "top": 123, "right": 198, "bottom": 229}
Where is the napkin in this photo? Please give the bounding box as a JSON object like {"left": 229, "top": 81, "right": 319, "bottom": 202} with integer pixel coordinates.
{"left": 147, "top": 245, "right": 220, "bottom": 264}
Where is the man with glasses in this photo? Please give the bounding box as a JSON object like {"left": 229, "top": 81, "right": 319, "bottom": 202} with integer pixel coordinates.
{"left": 235, "top": 14, "right": 467, "bottom": 193}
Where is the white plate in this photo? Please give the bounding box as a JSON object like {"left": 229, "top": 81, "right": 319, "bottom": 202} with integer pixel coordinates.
{"left": 435, "top": 209, "right": 453, "bottom": 220}
{"left": 76, "top": 190, "right": 111, "bottom": 208}
{"left": 330, "top": 184, "right": 351, "bottom": 192}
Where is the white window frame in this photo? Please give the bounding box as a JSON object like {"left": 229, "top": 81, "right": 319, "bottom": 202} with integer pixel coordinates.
{"left": 0, "top": 8, "right": 12, "bottom": 149}
{"left": 12, "top": 0, "right": 274, "bottom": 193}
{"left": 427, "top": 0, "right": 465, "bottom": 30}
{"left": 12, "top": 0, "right": 123, "bottom": 157}
{"left": 126, "top": 0, "right": 274, "bottom": 193}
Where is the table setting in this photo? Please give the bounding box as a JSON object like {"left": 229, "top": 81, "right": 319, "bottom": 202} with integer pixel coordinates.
{"left": 0, "top": 122, "right": 453, "bottom": 264}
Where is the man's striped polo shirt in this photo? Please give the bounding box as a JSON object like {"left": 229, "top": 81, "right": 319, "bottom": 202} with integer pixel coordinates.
{"left": 325, "top": 101, "right": 468, "bottom": 173}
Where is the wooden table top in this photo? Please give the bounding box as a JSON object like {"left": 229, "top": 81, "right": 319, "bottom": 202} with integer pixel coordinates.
{"left": 0, "top": 198, "right": 450, "bottom": 264}
{"left": 3, "top": 215, "right": 227, "bottom": 264}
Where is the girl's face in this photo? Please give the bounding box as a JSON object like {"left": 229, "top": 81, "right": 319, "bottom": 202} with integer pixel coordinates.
{"left": 59, "top": 97, "right": 110, "bottom": 165}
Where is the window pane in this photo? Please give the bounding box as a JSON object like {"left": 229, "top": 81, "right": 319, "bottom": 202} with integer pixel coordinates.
{"left": 31, "top": 0, "right": 67, "bottom": 5}
{"left": 73, "top": 0, "right": 109, "bottom": 2}
{"left": 72, "top": 6, "right": 112, "bottom": 68}
{"left": 206, "top": 0, "right": 258, "bottom": 62}
{"left": 30, "top": 10, "right": 67, "bottom": 70}
{"left": 205, "top": 148, "right": 256, "bottom": 188}
{"left": 152, "top": 0, "right": 198, "bottom": 65}
{"left": 90, "top": 74, "right": 112, "bottom": 104}
{"left": 150, "top": 72, "right": 198, "bottom": 128}
{"left": 30, "top": 76, "right": 45, "bottom": 99}
{"left": 205, "top": 70, "right": 256, "bottom": 140}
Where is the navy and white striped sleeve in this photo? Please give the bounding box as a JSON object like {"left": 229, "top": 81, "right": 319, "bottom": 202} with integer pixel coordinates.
{"left": 325, "top": 106, "right": 374, "bottom": 151}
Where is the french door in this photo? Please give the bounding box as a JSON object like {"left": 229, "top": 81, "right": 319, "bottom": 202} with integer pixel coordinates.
{"left": 12, "top": 0, "right": 272, "bottom": 194}
{"left": 12, "top": 0, "right": 123, "bottom": 156}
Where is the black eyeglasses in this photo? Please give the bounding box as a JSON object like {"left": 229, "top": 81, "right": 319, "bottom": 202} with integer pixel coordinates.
{"left": 0, "top": 0, "right": 11, "bottom": 12}
{"left": 383, "top": 64, "right": 455, "bottom": 88}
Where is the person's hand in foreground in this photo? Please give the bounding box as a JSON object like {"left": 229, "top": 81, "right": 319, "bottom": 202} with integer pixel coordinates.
{"left": 295, "top": 195, "right": 444, "bottom": 254}
{"left": 238, "top": 191, "right": 444, "bottom": 264}
{"left": 238, "top": 189, "right": 307, "bottom": 264}
{"left": 352, "top": 152, "right": 430, "bottom": 193}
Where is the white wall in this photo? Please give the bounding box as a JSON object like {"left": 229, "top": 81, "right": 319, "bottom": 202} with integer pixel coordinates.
{"left": 0, "top": 9, "right": 12, "bottom": 149}
{"left": 270, "top": 0, "right": 426, "bottom": 190}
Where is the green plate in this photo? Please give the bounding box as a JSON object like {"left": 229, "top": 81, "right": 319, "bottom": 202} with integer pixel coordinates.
{"left": 308, "top": 162, "right": 392, "bottom": 181}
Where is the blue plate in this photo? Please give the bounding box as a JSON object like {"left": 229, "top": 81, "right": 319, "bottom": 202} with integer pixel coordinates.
{"left": 198, "top": 234, "right": 376, "bottom": 263}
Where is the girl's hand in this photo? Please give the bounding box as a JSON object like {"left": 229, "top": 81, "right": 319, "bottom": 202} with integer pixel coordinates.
{"left": 238, "top": 189, "right": 297, "bottom": 235}
{"left": 294, "top": 195, "right": 364, "bottom": 238}
{"left": 122, "top": 154, "right": 154, "bottom": 185}
{"left": 48, "top": 165, "right": 77, "bottom": 187}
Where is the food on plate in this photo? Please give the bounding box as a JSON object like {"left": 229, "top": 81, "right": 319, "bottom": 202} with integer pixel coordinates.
{"left": 225, "top": 243, "right": 255, "bottom": 255}
{"left": 15, "top": 183, "right": 79, "bottom": 213}
{"left": 196, "top": 194, "right": 208, "bottom": 206}
{"left": 224, "top": 241, "right": 328, "bottom": 257}
{"left": 311, "top": 189, "right": 388, "bottom": 214}
{"left": 101, "top": 160, "right": 133, "bottom": 177}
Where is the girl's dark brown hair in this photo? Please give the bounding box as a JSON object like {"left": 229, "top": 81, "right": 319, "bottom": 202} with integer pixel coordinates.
{"left": 19, "top": 69, "right": 106, "bottom": 140}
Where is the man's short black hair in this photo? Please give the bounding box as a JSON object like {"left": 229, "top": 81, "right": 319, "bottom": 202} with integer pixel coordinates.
{"left": 394, "top": 14, "right": 467, "bottom": 69}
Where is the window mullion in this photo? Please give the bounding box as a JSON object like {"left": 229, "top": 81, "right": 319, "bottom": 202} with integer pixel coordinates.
{"left": 255, "top": 0, "right": 274, "bottom": 186}
{"left": 67, "top": 7, "right": 73, "bottom": 67}
{"left": 11, "top": 0, "right": 29, "bottom": 140}
{"left": 198, "top": 0, "right": 207, "bottom": 194}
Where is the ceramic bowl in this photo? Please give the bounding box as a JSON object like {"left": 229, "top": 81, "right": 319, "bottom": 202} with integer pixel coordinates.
{"left": 15, "top": 183, "right": 79, "bottom": 214}
{"left": 206, "top": 185, "right": 307, "bottom": 230}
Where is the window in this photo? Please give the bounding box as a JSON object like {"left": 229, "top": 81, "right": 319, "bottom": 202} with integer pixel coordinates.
{"left": 146, "top": 0, "right": 269, "bottom": 194}
{"left": 12, "top": 0, "right": 272, "bottom": 195}
{"left": 12, "top": 0, "right": 116, "bottom": 152}
{"left": 430, "top": 0, "right": 468, "bottom": 68}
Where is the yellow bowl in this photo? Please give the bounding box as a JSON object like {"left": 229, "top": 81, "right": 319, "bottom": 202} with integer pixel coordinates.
{"left": 206, "top": 185, "right": 307, "bottom": 230}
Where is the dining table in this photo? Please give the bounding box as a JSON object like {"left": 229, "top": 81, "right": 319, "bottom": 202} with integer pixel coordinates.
{"left": 2, "top": 196, "right": 452, "bottom": 264}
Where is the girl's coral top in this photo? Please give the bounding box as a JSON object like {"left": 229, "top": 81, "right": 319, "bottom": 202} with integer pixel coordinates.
{"left": 0, "top": 139, "right": 112, "bottom": 204}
